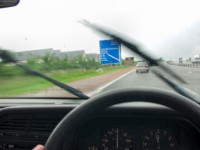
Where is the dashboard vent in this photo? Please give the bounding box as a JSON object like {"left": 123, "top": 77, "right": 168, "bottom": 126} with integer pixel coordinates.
{"left": 0, "top": 117, "right": 28, "bottom": 131}
{"left": 29, "top": 116, "right": 62, "bottom": 133}
{"left": 0, "top": 115, "right": 64, "bottom": 150}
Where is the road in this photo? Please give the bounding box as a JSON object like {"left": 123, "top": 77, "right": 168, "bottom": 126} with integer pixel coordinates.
{"left": 23, "top": 67, "right": 135, "bottom": 98}
{"left": 100, "top": 65, "right": 200, "bottom": 96}
{"left": 22, "top": 65, "right": 200, "bottom": 98}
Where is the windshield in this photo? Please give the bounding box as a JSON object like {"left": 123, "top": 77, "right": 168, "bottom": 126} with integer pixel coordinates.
{"left": 0, "top": 0, "right": 200, "bottom": 98}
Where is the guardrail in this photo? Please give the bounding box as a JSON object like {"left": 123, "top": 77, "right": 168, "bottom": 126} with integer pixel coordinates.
{"left": 167, "top": 63, "right": 200, "bottom": 68}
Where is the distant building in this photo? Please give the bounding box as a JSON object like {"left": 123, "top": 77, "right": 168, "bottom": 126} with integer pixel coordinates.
{"left": 61, "top": 50, "right": 87, "bottom": 61}
{"left": 86, "top": 53, "right": 100, "bottom": 62}
{"left": 125, "top": 57, "right": 134, "bottom": 65}
{"left": 14, "top": 49, "right": 96, "bottom": 62}
{"left": 193, "top": 54, "right": 200, "bottom": 64}
{"left": 166, "top": 60, "right": 175, "bottom": 65}
{"left": 179, "top": 58, "right": 183, "bottom": 63}
{"left": 15, "top": 48, "right": 54, "bottom": 61}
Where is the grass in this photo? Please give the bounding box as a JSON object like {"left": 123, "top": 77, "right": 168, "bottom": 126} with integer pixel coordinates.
{"left": 0, "top": 66, "right": 132, "bottom": 97}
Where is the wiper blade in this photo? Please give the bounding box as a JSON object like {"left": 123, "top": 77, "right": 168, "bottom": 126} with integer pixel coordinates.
{"left": 152, "top": 70, "right": 200, "bottom": 103}
{"left": 80, "top": 20, "right": 200, "bottom": 103}
{"left": 80, "top": 20, "right": 186, "bottom": 84}
{"left": 0, "top": 50, "right": 89, "bottom": 99}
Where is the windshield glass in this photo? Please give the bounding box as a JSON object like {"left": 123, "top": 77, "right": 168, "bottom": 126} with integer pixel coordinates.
{"left": 0, "top": 0, "right": 200, "bottom": 98}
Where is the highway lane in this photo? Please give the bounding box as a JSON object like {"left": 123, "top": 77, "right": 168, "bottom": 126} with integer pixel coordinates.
{"left": 100, "top": 65, "right": 200, "bottom": 96}
{"left": 170, "top": 65, "right": 200, "bottom": 95}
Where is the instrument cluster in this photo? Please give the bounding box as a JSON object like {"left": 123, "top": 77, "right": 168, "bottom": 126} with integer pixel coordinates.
{"left": 76, "top": 116, "right": 200, "bottom": 150}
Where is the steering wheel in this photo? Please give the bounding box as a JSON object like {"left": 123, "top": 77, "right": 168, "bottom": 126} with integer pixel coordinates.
{"left": 45, "top": 88, "right": 200, "bottom": 150}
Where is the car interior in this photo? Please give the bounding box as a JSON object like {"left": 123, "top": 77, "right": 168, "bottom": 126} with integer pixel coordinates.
{"left": 0, "top": 0, "right": 200, "bottom": 150}
{"left": 1, "top": 88, "right": 200, "bottom": 150}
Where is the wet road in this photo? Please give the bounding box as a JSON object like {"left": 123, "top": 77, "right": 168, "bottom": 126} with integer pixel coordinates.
{"left": 101, "top": 65, "right": 200, "bottom": 95}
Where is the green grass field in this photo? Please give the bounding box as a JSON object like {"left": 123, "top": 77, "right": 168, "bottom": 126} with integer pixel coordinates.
{"left": 0, "top": 66, "right": 131, "bottom": 97}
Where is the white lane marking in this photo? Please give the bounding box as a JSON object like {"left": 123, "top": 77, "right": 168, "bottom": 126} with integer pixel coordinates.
{"left": 87, "top": 68, "right": 136, "bottom": 96}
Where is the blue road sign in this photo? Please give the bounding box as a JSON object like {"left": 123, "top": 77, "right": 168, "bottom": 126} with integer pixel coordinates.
{"left": 99, "top": 39, "right": 121, "bottom": 65}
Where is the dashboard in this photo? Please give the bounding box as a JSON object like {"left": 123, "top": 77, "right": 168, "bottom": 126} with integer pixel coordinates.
{"left": 0, "top": 102, "right": 199, "bottom": 150}
{"left": 76, "top": 116, "right": 200, "bottom": 150}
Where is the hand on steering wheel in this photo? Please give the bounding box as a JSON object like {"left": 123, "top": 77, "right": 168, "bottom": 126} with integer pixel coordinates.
{"left": 33, "top": 145, "right": 44, "bottom": 150}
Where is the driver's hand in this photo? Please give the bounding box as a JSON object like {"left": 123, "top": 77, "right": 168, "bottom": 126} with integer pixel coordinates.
{"left": 33, "top": 145, "right": 44, "bottom": 150}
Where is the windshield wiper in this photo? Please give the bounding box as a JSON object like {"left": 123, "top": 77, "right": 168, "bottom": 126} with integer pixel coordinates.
{"left": 152, "top": 70, "right": 200, "bottom": 103}
{"left": 80, "top": 20, "right": 186, "bottom": 84}
{"left": 80, "top": 20, "right": 200, "bottom": 103}
{"left": 0, "top": 50, "right": 89, "bottom": 99}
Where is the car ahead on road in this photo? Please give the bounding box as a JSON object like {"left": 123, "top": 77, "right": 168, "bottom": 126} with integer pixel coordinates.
{"left": 1, "top": 1, "right": 200, "bottom": 150}
{"left": 136, "top": 62, "right": 150, "bottom": 73}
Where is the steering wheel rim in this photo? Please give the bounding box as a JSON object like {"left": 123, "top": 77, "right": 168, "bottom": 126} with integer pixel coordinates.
{"left": 45, "top": 87, "right": 200, "bottom": 150}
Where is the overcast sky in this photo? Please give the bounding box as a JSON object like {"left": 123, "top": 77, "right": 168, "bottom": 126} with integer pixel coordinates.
{"left": 0, "top": 0, "right": 200, "bottom": 59}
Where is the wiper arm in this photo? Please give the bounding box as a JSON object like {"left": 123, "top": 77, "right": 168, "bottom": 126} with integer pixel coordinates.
{"left": 80, "top": 20, "right": 200, "bottom": 103}
{"left": 80, "top": 20, "right": 186, "bottom": 84}
{"left": 0, "top": 50, "right": 89, "bottom": 99}
{"left": 152, "top": 70, "right": 200, "bottom": 103}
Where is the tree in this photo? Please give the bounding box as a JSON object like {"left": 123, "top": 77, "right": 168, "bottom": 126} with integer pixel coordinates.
{"left": 42, "top": 52, "right": 61, "bottom": 65}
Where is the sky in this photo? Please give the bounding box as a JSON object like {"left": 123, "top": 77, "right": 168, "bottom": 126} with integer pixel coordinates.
{"left": 0, "top": 0, "right": 200, "bottom": 60}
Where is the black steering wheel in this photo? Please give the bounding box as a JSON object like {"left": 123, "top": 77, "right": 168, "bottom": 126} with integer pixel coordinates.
{"left": 45, "top": 88, "right": 200, "bottom": 150}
